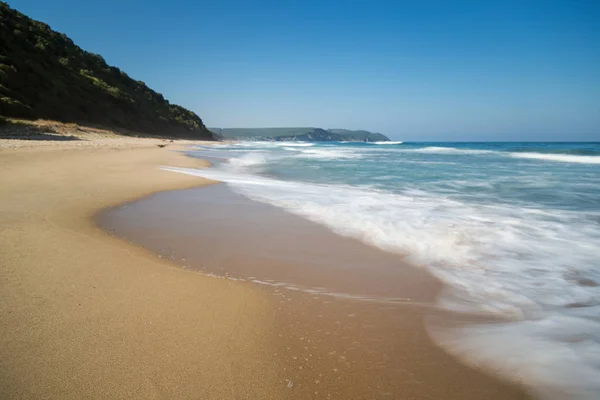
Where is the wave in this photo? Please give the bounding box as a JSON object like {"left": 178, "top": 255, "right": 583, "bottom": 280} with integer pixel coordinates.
{"left": 273, "top": 142, "right": 315, "bottom": 147}
{"left": 510, "top": 147, "right": 600, "bottom": 156}
{"left": 163, "top": 164, "right": 600, "bottom": 399}
{"left": 228, "top": 141, "right": 315, "bottom": 148}
{"left": 295, "top": 148, "right": 362, "bottom": 159}
{"left": 225, "top": 153, "right": 270, "bottom": 171}
{"left": 403, "top": 147, "right": 600, "bottom": 163}
{"left": 411, "top": 146, "right": 495, "bottom": 155}
{"left": 338, "top": 141, "right": 403, "bottom": 145}
{"left": 510, "top": 152, "right": 600, "bottom": 164}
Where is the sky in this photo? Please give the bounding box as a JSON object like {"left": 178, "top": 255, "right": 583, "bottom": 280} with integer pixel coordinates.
{"left": 9, "top": 0, "right": 600, "bottom": 141}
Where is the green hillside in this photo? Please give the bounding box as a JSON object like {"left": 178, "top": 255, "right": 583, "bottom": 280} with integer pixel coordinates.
{"left": 210, "top": 127, "right": 389, "bottom": 142}
{"left": 0, "top": 2, "right": 213, "bottom": 139}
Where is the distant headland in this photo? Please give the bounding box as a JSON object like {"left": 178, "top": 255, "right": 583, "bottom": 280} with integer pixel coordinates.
{"left": 210, "top": 127, "right": 390, "bottom": 142}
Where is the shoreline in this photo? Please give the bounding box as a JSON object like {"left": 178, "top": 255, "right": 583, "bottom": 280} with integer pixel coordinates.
{"left": 0, "top": 138, "right": 286, "bottom": 399}
{"left": 100, "top": 177, "right": 531, "bottom": 399}
{"left": 98, "top": 184, "right": 444, "bottom": 303}
{"left": 0, "top": 134, "right": 530, "bottom": 399}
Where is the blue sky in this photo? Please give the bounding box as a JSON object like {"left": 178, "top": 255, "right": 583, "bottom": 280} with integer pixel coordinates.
{"left": 9, "top": 0, "right": 600, "bottom": 140}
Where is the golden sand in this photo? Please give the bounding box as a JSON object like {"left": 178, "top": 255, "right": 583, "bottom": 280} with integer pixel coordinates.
{"left": 0, "top": 136, "right": 283, "bottom": 399}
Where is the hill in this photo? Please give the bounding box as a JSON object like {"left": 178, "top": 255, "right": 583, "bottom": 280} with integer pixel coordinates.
{"left": 0, "top": 2, "right": 213, "bottom": 139}
{"left": 210, "top": 127, "right": 390, "bottom": 142}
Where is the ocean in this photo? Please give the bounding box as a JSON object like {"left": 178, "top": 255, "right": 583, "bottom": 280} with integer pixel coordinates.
{"left": 166, "top": 141, "right": 600, "bottom": 399}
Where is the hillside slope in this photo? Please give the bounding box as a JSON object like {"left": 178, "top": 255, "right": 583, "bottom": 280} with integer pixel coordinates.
{"left": 210, "top": 127, "right": 389, "bottom": 142}
{"left": 0, "top": 2, "right": 212, "bottom": 139}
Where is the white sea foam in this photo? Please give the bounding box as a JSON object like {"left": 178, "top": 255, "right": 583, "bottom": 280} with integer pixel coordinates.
{"left": 295, "top": 148, "right": 362, "bottom": 159}
{"left": 162, "top": 163, "right": 600, "bottom": 399}
{"left": 428, "top": 314, "right": 600, "bottom": 400}
{"left": 230, "top": 142, "right": 273, "bottom": 147}
{"left": 225, "top": 153, "right": 271, "bottom": 171}
{"left": 399, "top": 147, "right": 600, "bottom": 163}
{"left": 225, "top": 141, "right": 314, "bottom": 148}
{"left": 411, "top": 146, "right": 496, "bottom": 155}
{"left": 510, "top": 152, "right": 600, "bottom": 164}
{"left": 272, "top": 142, "right": 315, "bottom": 147}
{"left": 371, "top": 141, "right": 404, "bottom": 145}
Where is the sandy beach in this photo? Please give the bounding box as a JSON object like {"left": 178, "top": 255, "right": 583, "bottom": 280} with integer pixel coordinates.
{"left": 0, "top": 132, "right": 285, "bottom": 399}
{"left": 100, "top": 182, "right": 532, "bottom": 400}
{"left": 1, "top": 128, "right": 529, "bottom": 399}
{"left": 2, "top": 0, "right": 597, "bottom": 396}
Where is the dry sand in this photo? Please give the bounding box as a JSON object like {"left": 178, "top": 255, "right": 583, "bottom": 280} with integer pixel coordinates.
{"left": 0, "top": 133, "right": 284, "bottom": 399}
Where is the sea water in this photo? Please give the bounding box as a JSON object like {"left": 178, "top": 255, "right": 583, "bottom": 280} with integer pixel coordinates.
{"left": 166, "top": 141, "right": 600, "bottom": 399}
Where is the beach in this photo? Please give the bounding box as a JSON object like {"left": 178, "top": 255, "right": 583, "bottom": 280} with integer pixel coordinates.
{"left": 100, "top": 183, "right": 530, "bottom": 399}
{"left": 2, "top": 0, "right": 596, "bottom": 396}
{"left": 0, "top": 135, "right": 286, "bottom": 399}
{"left": 0, "top": 131, "right": 531, "bottom": 399}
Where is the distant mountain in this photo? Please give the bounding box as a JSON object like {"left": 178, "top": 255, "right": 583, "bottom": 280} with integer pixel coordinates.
{"left": 0, "top": 2, "right": 213, "bottom": 139}
{"left": 210, "top": 127, "right": 390, "bottom": 142}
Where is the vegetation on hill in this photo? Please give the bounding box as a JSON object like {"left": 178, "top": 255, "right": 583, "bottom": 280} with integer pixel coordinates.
{"left": 0, "top": 2, "right": 213, "bottom": 139}
{"left": 210, "top": 127, "right": 390, "bottom": 142}
{"left": 327, "top": 129, "right": 390, "bottom": 142}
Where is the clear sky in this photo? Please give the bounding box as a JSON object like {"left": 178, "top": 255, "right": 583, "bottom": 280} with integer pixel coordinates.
{"left": 8, "top": 0, "right": 600, "bottom": 141}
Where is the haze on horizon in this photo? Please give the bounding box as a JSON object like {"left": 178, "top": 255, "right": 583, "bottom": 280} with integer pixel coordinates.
{"left": 9, "top": 0, "right": 600, "bottom": 141}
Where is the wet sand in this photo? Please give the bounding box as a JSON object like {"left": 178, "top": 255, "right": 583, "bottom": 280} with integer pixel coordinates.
{"left": 100, "top": 182, "right": 531, "bottom": 399}
{"left": 99, "top": 185, "right": 440, "bottom": 302}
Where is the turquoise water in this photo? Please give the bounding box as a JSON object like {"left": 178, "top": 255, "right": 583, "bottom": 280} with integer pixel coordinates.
{"left": 167, "top": 141, "right": 600, "bottom": 399}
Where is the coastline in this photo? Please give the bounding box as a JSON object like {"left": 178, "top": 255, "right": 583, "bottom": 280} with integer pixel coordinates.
{"left": 0, "top": 137, "right": 285, "bottom": 399}
{"left": 1, "top": 134, "right": 530, "bottom": 399}
{"left": 100, "top": 179, "right": 531, "bottom": 399}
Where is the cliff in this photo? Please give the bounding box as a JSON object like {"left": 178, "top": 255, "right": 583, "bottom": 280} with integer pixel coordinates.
{"left": 0, "top": 2, "right": 213, "bottom": 139}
